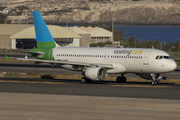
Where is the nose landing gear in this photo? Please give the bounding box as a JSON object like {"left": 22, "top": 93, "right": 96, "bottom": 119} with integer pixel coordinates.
{"left": 150, "top": 74, "right": 167, "bottom": 85}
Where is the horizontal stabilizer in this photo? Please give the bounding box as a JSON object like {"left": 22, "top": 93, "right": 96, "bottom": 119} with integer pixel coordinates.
{"left": 8, "top": 50, "right": 43, "bottom": 55}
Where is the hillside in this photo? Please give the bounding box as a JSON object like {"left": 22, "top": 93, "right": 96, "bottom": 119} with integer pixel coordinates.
{"left": 1, "top": 0, "right": 180, "bottom": 25}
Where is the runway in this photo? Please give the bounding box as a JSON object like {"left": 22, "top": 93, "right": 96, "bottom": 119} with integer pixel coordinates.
{"left": 0, "top": 77, "right": 180, "bottom": 100}
{"left": 0, "top": 78, "right": 180, "bottom": 120}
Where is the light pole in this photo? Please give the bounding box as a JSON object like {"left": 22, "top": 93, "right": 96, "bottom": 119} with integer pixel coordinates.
{"left": 66, "top": 13, "right": 69, "bottom": 28}
{"left": 112, "top": 16, "right": 114, "bottom": 42}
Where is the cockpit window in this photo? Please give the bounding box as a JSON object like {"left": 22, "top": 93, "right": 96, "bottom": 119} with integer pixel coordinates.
{"left": 155, "top": 56, "right": 159, "bottom": 59}
{"left": 156, "top": 55, "right": 172, "bottom": 60}
{"left": 159, "top": 56, "right": 163, "bottom": 59}
{"left": 164, "top": 56, "right": 169, "bottom": 59}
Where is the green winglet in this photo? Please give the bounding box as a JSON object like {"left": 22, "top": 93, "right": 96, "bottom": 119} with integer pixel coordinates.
{"left": 5, "top": 55, "right": 9, "bottom": 61}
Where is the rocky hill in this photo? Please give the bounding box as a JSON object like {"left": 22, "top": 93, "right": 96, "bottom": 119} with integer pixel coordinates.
{"left": 1, "top": 0, "right": 180, "bottom": 25}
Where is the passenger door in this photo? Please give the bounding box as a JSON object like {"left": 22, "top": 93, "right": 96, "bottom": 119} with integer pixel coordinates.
{"left": 143, "top": 52, "right": 151, "bottom": 65}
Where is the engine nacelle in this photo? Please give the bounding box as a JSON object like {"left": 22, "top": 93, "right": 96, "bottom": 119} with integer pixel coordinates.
{"left": 137, "top": 73, "right": 152, "bottom": 80}
{"left": 84, "top": 67, "right": 107, "bottom": 81}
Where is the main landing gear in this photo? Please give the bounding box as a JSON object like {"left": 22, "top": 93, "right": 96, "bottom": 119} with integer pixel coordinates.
{"left": 116, "top": 75, "right": 126, "bottom": 83}
{"left": 81, "top": 77, "right": 91, "bottom": 83}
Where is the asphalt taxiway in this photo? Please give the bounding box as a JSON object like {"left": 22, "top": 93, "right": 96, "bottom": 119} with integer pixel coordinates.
{"left": 0, "top": 77, "right": 180, "bottom": 100}
{"left": 0, "top": 78, "right": 180, "bottom": 120}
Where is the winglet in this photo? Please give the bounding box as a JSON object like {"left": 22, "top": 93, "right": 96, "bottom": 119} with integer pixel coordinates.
{"left": 5, "top": 55, "right": 9, "bottom": 61}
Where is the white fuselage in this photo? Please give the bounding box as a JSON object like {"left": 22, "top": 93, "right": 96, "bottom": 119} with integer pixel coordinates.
{"left": 52, "top": 47, "right": 177, "bottom": 74}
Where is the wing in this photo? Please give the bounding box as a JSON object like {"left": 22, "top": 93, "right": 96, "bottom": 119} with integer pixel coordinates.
{"left": 16, "top": 58, "right": 113, "bottom": 69}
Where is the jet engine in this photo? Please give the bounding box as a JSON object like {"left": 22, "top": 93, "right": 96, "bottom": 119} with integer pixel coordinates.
{"left": 84, "top": 67, "right": 107, "bottom": 81}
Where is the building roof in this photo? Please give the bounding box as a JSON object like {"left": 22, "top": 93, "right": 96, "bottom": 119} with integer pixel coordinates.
{"left": 0, "top": 24, "right": 33, "bottom": 36}
{"left": 68, "top": 27, "right": 89, "bottom": 34}
{"left": 68, "top": 26, "right": 112, "bottom": 37}
{"left": 0, "top": 24, "right": 81, "bottom": 39}
{"left": 11, "top": 25, "right": 81, "bottom": 39}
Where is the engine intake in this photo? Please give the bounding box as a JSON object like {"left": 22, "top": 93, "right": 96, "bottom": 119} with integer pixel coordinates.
{"left": 84, "top": 67, "right": 107, "bottom": 81}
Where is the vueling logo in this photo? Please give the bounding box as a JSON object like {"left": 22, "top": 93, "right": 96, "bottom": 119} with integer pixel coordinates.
{"left": 114, "top": 49, "right": 132, "bottom": 55}
{"left": 114, "top": 49, "right": 143, "bottom": 55}
{"left": 132, "top": 50, "right": 143, "bottom": 54}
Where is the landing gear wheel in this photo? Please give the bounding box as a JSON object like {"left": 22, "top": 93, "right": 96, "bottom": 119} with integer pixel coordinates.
{"left": 116, "top": 76, "right": 121, "bottom": 83}
{"left": 122, "top": 76, "right": 127, "bottom": 83}
{"left": 116, "top": 76, "right": 126, "bottom": 83}
{"left": 81, "top": 77, "right": 91, "bottom": 84}
{"left": 152, "top": 81, "right": 158, "bottom": 85}
{"left": 81, "top": 77, "right": 86, "bottom": 83}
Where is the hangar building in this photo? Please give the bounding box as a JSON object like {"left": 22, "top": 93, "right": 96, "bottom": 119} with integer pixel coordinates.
{"left": 0, "top": 24, "right": 112, "bottom": 49}
{"left": 68, "top": 26, "right": 112, "bottom": 46}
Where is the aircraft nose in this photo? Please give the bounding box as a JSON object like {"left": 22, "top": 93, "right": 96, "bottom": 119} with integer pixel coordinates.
{"left": 169, "top": 60, "right": 177, "bottom": 71}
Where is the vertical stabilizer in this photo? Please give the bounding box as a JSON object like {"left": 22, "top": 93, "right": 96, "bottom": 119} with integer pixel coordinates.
{"left": 33, "top": 11, "right": 57, "bottom": 48}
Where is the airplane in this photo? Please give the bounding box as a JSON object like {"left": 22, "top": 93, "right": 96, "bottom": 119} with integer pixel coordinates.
{"left": 6, "top": 11, "right": 177, "bottom": 85}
